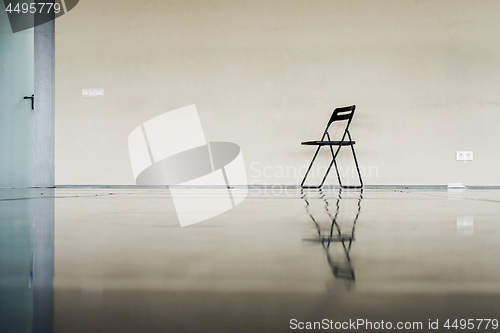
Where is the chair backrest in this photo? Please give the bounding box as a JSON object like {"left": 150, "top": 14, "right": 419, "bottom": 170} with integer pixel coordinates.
{"left": 323, "top": 105, "right": 356, "bottom": 140}
{"left": 327, "top": 105, "right": 356, "bottom": 128}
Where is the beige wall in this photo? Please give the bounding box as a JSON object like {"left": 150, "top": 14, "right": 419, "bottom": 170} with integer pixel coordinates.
{"left": 55, "top": 0, "right": 500, "bottom": 186}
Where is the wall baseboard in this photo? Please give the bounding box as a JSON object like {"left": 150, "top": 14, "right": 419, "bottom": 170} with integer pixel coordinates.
{"left": 52, "top": 184, "right": 500, "bottom": 190}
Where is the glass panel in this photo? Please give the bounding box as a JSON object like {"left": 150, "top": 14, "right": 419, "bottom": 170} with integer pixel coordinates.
{"left": 0, "top": 7, "right": 34, "bottom": 187}
{"left": 0, "top": 192, "right": 34, "bottom": 333}
{"left": 0, "top": 188, "right": 55, "bottom": 333}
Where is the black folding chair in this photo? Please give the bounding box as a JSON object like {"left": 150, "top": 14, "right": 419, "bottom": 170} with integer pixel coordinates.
{"left": 301, "top": 105, "right": 363, "bottom": 189}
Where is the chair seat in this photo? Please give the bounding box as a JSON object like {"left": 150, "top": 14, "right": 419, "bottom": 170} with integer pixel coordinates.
{"left": 303, "top": 235, "right": 355, "bottom": 243}
{"left": 301, "top": 140, "right": 355, "bottom": 146}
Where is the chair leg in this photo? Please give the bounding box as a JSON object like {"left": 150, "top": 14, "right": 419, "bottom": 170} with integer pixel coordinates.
{"left": 350, "top": 144, "right": 363, "bottom": 188}
{"left": 327, "top": 144, "right": 363, "bottom": 189}
{"left": 303, "top": 143, "right": 363, "bottom": 189}
{"left": 345, "top": 131, "right": 363, "bottom": 188}
{"left": 301, "top": 146, "right": 322, "bottom": 188}
{"left": 318, "top": 157, "right": 340, "bottom": 188}
{"left": 331, "top": 156, "right": 344, "bottom": 187}
{"left": 319, "top": 144, "right": 343, "bottom": 188}
{"left": 318, "top": 143, "right": 342, "bottom": 188}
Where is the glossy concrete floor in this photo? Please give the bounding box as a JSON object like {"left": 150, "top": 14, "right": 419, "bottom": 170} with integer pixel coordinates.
{"left": 1, "top": 188, "right": 500, "bottom": 333}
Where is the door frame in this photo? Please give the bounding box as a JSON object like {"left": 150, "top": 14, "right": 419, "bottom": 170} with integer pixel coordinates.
{"left": 34, "top": 17, "right": 55, "bottom": 187}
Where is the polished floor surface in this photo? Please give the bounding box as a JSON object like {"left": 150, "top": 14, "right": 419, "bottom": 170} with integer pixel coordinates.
{"left": 1, "top": 188, "right": 500, "bottom": 332}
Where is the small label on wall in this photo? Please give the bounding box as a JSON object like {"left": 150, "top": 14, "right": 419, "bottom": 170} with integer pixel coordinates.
{"left": 82, "top": 88, "right": 104, "bottom": 97}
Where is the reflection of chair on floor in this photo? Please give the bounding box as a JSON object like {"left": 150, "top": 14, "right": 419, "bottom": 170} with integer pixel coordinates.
{"left": 301, "top": 105, "right": 363, "bottom": 189}
{"left": 301, "top": 188, "right": 363, "bottom": 287}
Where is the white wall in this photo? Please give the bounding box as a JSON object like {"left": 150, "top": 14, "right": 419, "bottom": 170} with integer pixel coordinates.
{"left": 55, "top": 0, "right": 500, "bottom": 186}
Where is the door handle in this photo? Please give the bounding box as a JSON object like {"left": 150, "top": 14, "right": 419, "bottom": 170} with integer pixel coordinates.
{"left": 24, "top": 94, "right": 34, "bottom": 110}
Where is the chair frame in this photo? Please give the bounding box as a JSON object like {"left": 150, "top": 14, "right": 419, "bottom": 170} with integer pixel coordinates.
{"left": 300, "top": 105, "right": 363, "bottom": 189}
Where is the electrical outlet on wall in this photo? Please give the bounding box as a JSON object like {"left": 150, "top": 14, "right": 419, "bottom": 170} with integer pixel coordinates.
{"left": 456, "top": 151, "right": 473, "bottom": 161}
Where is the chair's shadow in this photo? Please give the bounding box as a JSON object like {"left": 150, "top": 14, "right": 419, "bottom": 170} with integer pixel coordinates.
{"left": 301, "top": 188, "right": 363, "bottom": 290}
